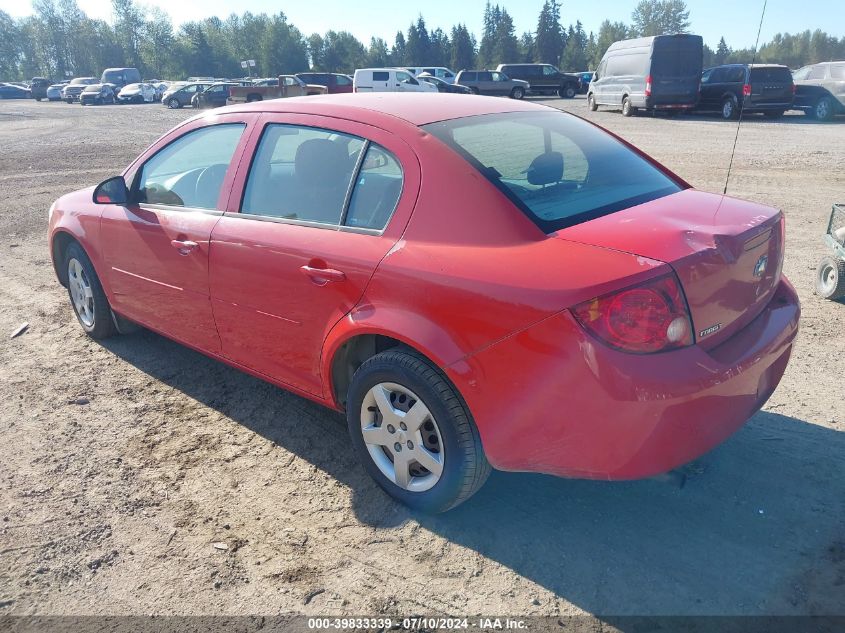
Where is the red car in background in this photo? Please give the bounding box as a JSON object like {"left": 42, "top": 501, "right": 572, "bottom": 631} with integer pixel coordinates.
{"left": 295, "top": 72, "right": 354, "bottom": 94}
{"left": 48, "top": 94, "right": 799, "bottom": 512}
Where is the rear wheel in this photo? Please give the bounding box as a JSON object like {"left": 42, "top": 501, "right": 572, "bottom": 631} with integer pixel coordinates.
{"left": 559, "top": 83, "right": 577, "bottom": 99}
{"left": 510, "top": 86, "right": 524, "bottom": 100}
{"left": 65, "top": 98, "right": 72, "bottom": 104}
{"left": 721, "top": 96, "right": 738, "bottom": 120}
{"left": 812, "top": 96, "right": 835, "bottom": 122}
{"left": 622, "top": 96, "right": 635, "bottom": 117}
{"left": 816, "top": 256, "right": 845, "bottom": 300}
{"left": 168, "top": 97, "right": 181, "bottom": 109}
{"left": 469, "top": 87, "right": 479, "bottom": 95}
{"left": 64, "top": 242, "right": 116, "bottom": 339}
{"left": 587, "top": 93, "right": 598, "bottom": 111}
{"left": 347, "top": 348, "right": 490, "bottom": 513}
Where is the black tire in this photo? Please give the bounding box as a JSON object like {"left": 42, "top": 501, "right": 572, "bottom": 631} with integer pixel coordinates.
{"left": 469, "top": 87, "right": 479, "bottom": 95}
{"left": 622, "top": 96, "right": 634, "bottom": 117}
{"left": 816, "top": 256, "right": 845, "bottom": 300}
{"left": 65, "top": 98, "right": 72, "bottom": 104}
{"left": 168, "top": 97, "right": 181, "bottom": 109}
{"left": 587, "top": 93, "right": 598, "bottom": 111}
{"left": 812, "top": 96, "right": 835, "bottom": 122}
{"left": 64, "top": 242, "right": 116, "bottom": 339}
{"left": 763, "top": 110, "right": 785, "bottom": 119}
{"left": 246, "top": 94, "right": 263, "bottom": 103}
{"left": 721, "top": 96, "right": 739, "bottom": 120}
{"left": 510, "top": 86, "right": 524, "bottom": 100}
{"left": 35, "top": 97, "right": 42, "bottom": 102}
{"left": 559, "top": 83, "right": 577, "bottom": 99}
{"left": 346, "top": 348, "right": 491, "bottom": 513}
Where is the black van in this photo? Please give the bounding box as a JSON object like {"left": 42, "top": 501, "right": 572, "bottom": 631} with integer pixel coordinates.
{"left": 588, "top": 34, "right": 703, "bottom": 116}
{"left": 100, "top": 68, "right": 141, "bottom": 90}
{"left": 495, "top": 63, "right": 581, "bottom": 98}
{"left": 697, "top": 64, "right": 794, "bottom": 120}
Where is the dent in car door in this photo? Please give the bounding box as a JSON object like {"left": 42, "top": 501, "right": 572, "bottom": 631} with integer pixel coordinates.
{"left": 209, "top": 113, "right": 420, "bottom": 396}
{"left": 100, "top": 115, "right": 256, "bottom": 351}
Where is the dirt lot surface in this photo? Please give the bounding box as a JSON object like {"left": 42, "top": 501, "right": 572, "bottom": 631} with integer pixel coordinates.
{"left": 0, "top": 98, "right": 843, "bottom": 619}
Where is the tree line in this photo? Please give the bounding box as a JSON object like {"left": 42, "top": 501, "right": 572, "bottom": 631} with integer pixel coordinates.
{"left": 1, "top": 0, "right": 844, "bottom": 81}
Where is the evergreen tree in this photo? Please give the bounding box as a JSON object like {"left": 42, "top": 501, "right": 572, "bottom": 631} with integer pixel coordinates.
{"left": 534, "top": 0, "right": 563, "bottom": 65}
{"left": 450, "top": 23, "right": 475, "bottom": 71}
{"left": 592, "top": 20, "right": 628, "bottom": 68}
{"left": 631, "top": 0, "right": 690, "bottom": 37}
{"left": 366, "top": 37, "right": 390, "bottom": 67}
{"left": 391, "top": 31, "right": 407, "bottom": 66}
{"left": 714, "top": 36, "right": 729, "bottom": 65}
{"left": 406, "top": 16, "right": 431, "bottom": 64}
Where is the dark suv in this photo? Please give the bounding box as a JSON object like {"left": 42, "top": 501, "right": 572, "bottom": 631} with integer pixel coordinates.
{"left": 496, "top": 63, "right": 581, "bottom": 98}
{"left": 698, "top": 64, "right": 794, "bottom": 120}
{"left": 295, "top": 72, "right": 353, "bottom": 94}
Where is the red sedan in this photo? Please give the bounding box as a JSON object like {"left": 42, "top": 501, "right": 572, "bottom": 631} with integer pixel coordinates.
{"left": 48, "top": 94, "right": 800, "bottom": 512}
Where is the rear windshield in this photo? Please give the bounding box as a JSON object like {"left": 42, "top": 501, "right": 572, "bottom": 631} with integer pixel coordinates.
{"left": 750, "top": 67, "right": 792, "bottom": 83}
{"left": 652, "top": 41, "right": 702, "bottom": 78}
{"left": 424, "top": 111, "right": 682, "bottom": 233}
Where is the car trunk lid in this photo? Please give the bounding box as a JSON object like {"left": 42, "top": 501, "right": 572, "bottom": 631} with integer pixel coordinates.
{"left": 750, "top": 66, "right": 794, "bottom": 105}
{"left": 555, "top": 189, "right": 784, "bottom": 349}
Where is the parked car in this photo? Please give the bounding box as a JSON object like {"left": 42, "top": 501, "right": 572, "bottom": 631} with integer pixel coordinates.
{"left": 574, "top": 71, "right": 594, "bottom": 94}
{"left": 792, "top": 61, "right": 845, "bottom": 121}
{"left": 295, "top": 72, "right": 354, "bottom": 94}
{"left": 353, "top": 68, "right": 437, "bottom": 93}
{"left": 46, "top": 82, "right": 67, "bottom": 101}
{"left": 228, "top": 75, "right": 326, "bottom": 104}
{"left": 589, "top": 34, "right": 703, "bottom": 116}
{"left": 402, "top": 67, "right": 458, "bottom": 84}
{"left": 697, "top": 64, "right": 794, "bottom": 120}
{"left": 30, "top": 77, "right": 51, "bottom": 101}
{"left": 150, "top": 82, "right": 169, "bottom": 100}
{"left": 453, "top": 70, "right": 529, "bottom": 99}
{"left": 161, "top": 82, "right": 213, "bottom": 109}
{"left": 193, "top": 82, "right": 249, "bottom": 108}
{"left": 100, "top": 67, "right": 141, "bottom": 92}
{"left": 496, "top": 63, "right": 581, "bottom": 98}
{"left": 117, "top": 83, "right": 157, "bottom": 104}
{"left": 0, "top": 83, "right": 32, "bottom": 99}
{"left": 47, "top": 93, "right": 800, "bottom": 512}
{"left": 417, "top": 73, "right": 472, "bottom": 94}
{"left": 62, "top": 77, "right": 97, "bottom": 103}
{"left": 79, "top": 84, "right": 115, "bottom": 106}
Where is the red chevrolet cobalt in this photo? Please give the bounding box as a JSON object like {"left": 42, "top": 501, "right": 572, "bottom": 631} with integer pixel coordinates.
{"left": 48, "top": 94, "right": 800, "bottom": 512}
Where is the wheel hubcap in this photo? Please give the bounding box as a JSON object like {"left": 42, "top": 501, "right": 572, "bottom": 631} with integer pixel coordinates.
{"left": 820, "top": 264, "right": 836, "bottom": 293}
{"left": 360, "top": 382, "right": 444, "bottom": 492}
{"left": 68, "top": 258, "right": 95, "bottom": 327}
{"left": 818, "top": 101, "right": 829, "bottom": 118}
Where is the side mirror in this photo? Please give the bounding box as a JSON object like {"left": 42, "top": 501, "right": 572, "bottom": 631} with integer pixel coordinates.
{"left": 93, "top": 176, "right": 129, "bottom": 205}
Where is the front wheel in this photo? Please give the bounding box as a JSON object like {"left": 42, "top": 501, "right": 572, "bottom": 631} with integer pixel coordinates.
{"left": 347, "top": 348, "right": 490, "bottom": 513}
{"left": 64, "top": 242, "right": 116, "bottom": 339}
{"left": 587, "top": 93, "right": 598, "bottom": 111}
{"left": 168, "top": 97, "right": 181, "bottom": 109}
{"left": 622, "top": 96, "right": 635, "bottom": 117}
{"left": 816, "top": 256, "right": 845, "bottom": 300}
{"left": 469, "top": 87, "right": 480, "bottom": 95}
{"left": 510, "top": 86, "right": 524, "bottom": 100}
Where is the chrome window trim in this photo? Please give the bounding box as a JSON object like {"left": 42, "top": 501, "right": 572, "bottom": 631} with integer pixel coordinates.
{"left": 138, "top": 203, "right": 224, "bottom": 216}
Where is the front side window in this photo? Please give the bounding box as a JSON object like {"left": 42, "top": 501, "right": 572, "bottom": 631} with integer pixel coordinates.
{"left": 424, "top": 111, "right": 681, "bottom": 233}
{"left": 792, "top": 66, "right": 811, "bottom": 81}
{"left": 136, "top": 124, "right": 245, "bottom": 209}
{"left": 242, "top": 125, "right": 364, "bottom": 225}
{"left": 336, "top": 74, "right": 352, "bottom": 85}
{"left": 344, "top": 144, "right": 403, "bottom": 230}
{"left": 542, "top": 65, "right": 557, "bottom": 76}
{"left": 397, "top": 72, "right": 417, "bottom": 85}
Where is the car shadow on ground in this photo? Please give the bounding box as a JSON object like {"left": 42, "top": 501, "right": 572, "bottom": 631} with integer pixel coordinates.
{"left": 103, "top": 329, "right": 845, "bottom": 617}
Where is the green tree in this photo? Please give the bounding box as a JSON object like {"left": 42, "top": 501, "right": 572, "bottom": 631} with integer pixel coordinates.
{"left": 631, "top": 0, "right": 690, "bottom": 37}
{"left": 714, "top": 36, "right": 729, "bottom": 65}
{"left": 366, "top": 37, "right": 390, "bottom": 67}
{"left": 592, "top": 20, "right": 628, "bottom": 67}
{"left": 534, "top": 0, "right": 562, "bottom": 65}
{"left": 0, "top": 10, "right": 22, "bottom": 79}
{"left": 430, "top": 28, "right": 450, "bottom": 67}
{"left": 260, "top": 13, "right": 308, "bottom": 75}
{"left": 111, "top": 0, "right": 145, "bottom": 70}
{"left": 518, "top": 32, "right": 534, "bottom": 63}
{"left": 450, "top": 23, "right": 475, "bottom": 71}
{"left": 406, "top": 16, "right": 431, "bottom": 64}
{"left": 560, "top": 22, "right": 588, "bottom": 70}
{"left": 391, "top": 31, "right": 407, "bottom": 66}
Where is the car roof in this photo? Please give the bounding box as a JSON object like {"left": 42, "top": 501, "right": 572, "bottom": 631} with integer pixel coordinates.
{"left": 212, "top": 92, "right": 547, "bottom": 127}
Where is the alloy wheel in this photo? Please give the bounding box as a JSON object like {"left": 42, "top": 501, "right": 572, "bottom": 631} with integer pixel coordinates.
{"left": 68, "top": 258, "right": 95, "bottom": 327}
{"left": 360, "top": 382, "right": 444, "bottom": 492}
{"left": 816, "top": 98, "right": 830, "bottom": 121}
{"left": 722, "top": 99, "right": 734, "bottom": 119}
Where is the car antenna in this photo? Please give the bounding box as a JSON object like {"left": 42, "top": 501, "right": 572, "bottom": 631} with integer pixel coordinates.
{"left": 723, "top": 0, "right": 768, "bottom": 195}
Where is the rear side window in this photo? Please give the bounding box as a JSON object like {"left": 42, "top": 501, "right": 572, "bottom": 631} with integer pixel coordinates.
{"left": 461, "top": 72, "right": 477, "bottom": 82}
{"left": 242, "top": 124, "right": 364, "bottom": 225}
{"left": 336, "top": 74, "right": 352, "bottom": 85}
{"left": 750, "top": 67, "right": 792, "bottom": 83}
{"left": 137, "top": 124, "right": 245, "bottom": 210}
{"left": 424, "top": 111, "right": 681, "bottom": 233}
{"left": 607, "top": 52, "right": 648, "bottom": 77}
{"left": 344, "top": 145, "right": 403, "bottom": 230}
{"left": 831, "top": 64, "right": 845, "bottom": 80}
{"left": 478, "top": 72, "right": 492, "bottom": 81}
{"left": 372, "top": 71, "right": 389, "bottom": 82}
{"left": 808, "top": 65, "right": 827, "bottom": 80}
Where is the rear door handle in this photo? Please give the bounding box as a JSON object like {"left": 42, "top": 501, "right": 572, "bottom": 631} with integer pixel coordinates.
{"left": 300, "top": 265, "right": 346, "bottom": 284}
{"left": 171, "top": 239, "right": 198, "bottom": 255}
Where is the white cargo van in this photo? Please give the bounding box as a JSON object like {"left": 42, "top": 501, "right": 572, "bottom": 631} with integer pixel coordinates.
{"left": 353, "top": 68, "right": 437, "bottom": 93}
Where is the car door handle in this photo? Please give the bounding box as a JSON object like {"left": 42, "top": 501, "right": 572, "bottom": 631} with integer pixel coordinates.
{"left": 171, "top": 239, "right": 198, "bottom": 255}
{"left": 300, "top": 265, "right": 346, "bottom": 284}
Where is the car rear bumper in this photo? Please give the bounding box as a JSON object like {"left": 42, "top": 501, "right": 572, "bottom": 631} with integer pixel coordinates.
{"left": 446, "top": 276, "right": 800, "bottom": 480}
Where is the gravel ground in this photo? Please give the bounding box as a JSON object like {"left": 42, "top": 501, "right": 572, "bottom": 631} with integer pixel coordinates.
{"left": 0, "top": 98, "right": 843, "bottom": 619}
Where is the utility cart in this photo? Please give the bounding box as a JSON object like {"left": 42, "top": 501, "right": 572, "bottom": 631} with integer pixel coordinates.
{"left": 816, "top": 203, "right": 845, "bottom": 300}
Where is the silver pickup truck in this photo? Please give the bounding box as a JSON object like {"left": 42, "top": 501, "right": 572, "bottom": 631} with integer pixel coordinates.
{"left": 793, "top": 61, "right": 845, "bottom": 121}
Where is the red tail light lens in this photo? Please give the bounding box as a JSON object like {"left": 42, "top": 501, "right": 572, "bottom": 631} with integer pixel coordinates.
{"left": 645, "top": 75, "right": 652, "bottom": 97}
{"left": 742, "top": 83, "right": 752, "bottom": 96}
{"left": 572, "top": 274, "right": 693, "bottom": 354}
{"left": 791, "top": 83, "right": 796, "bottom": 94}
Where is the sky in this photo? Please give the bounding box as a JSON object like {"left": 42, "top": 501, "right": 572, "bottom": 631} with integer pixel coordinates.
{"left": 2, "top": 0, "right": 844, "bottom": 52}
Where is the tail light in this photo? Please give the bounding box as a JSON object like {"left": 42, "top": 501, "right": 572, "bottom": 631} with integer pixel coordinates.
{"left": 572, "top": 273, "right": 693, "bottom": 354}
{"left": 742, "top": 84, "right": 752, "bottom": 96}
{"left": 791, "top": 83, "right": 796, "bottom": 94}
{"left": 645, "top": 75, "right": 652, "bottom": 97}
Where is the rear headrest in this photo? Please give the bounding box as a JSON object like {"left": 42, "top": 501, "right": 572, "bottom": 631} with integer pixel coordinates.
{"left": 526, "top": 151, "right": 563, "bottom": 186}
{"left": 295, "top": 139, "right": 349, "bottom": 187}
